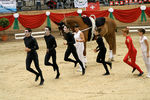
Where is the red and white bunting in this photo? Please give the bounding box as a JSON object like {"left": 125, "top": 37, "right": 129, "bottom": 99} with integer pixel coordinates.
{"left": 139, "top": 0, "right": 142, "bottom": 3}
{"left": 109, "top": 1, "right": 114, "bottom": 6}
{"left": 125, "top": 0, "right": 128, "bottom": 4}
{"left": 134, "top": 0, "right": 138, "bottom": 3}
{"left": 120, "top": 1, "right": 124, "bottom": 5}
{"left": 129, "top": 0, "right": 133, "bottom": 3}
{"left": 115, "top": 1, "right": 119, "bottom": 5}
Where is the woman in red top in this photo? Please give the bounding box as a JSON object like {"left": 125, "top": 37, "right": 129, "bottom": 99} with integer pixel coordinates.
{"left": 122, "top": 28, "right": 144, "bottom": 76}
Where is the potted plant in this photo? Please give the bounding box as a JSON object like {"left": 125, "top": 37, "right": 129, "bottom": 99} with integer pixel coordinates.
{"left": 0, "top": 18, "right": 9, "bottom": 41}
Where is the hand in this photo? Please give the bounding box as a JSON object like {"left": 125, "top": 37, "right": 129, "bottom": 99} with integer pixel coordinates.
{"left": 63, "top": 42, "right": 67, "bottom": 45}
{"left": 46, "top": 49, "right": 49, "bottom": 53}
{"left": 94, "top": 49, "right": 97, "bottom": 53}
{"left": 76, "top": 39, "right": 80, "bottom": 42}
{"left": 25, "top": 48, "right": 31, "bottom": 52}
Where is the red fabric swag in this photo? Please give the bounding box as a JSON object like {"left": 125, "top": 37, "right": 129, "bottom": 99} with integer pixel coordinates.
{"left": 82, "top": 10, "right": 109, "bottom": 18}
{"left": 113, "top": 7, "right": 141, "bottom": 23}
{"left": 18, "top": 13, "right": 47, "bottom": 29}
{"left": 50, "top": 12, "right": 78, "bottom": 23}
{"left": 145, "top": 7, "right": 150, "bottom": 17}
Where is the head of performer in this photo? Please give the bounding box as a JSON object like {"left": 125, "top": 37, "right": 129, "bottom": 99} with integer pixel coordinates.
{"left": 93, "top": 28, "right": 101, "bottom": 40}
{"left": 74, "top": 24, "right": 80, "bottom": 33}
{"left": 122, "top": 28, "right": 129, "bottom": 37}
{"left": 63, "top": 25, "right": 69, "bottom": 33}
{"left": 45, "top": 26, "right": 51, "bottom": 36}
{"left": 138, "top": 28, "right": 145, "bottom": 36}
{"left": 63, "top": 25, "right": 70, "bottom": 40}
{"left": 25, "top": 28, "right": 32, "bottom": 37}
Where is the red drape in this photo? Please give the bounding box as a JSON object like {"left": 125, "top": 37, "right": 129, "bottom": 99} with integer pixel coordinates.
{"left": 50, "top": 10, "right": 109, "bottom": 23}
{"left": 50, "top": 12, "right": 78, "bottom": 23}
{"left": 18, "top": 13, "right": 47, "bottom": 29}
{"left": 0, "top": 15, "right": 14, "bottom": 31}
{"left": 82, "top": 10, "right": 109, "bottom": 18}
{"left": 145, "top": 7, "right": 150, "bottom": 17}
{"left": 113, "top": 7, "right": 141, "bottom": 23}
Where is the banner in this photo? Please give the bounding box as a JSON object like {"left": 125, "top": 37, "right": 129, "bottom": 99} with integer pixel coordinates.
{"left": 86, "top": 2, "right": 100, "bottom": 11}
{"left": 74, "top": 0, "right": 88, "bottom": 8}
{"left": 0, "top": 0, "right": 17, "bottom": 13}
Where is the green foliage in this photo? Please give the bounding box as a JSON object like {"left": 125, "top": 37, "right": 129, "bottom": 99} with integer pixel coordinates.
{"left": 0, "top": 18, "right": 9, "bottom": 28}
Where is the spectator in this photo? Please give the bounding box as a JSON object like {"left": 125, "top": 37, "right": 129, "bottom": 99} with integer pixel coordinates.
{"left": 46, "top": 0, "right": 57, "bottom": 9}
{"left": 36, "top": 0, "right": 41, "bottom": 10}
{"left": 56, "top": 0, "right": 64, "bottom": 9}
{"left": 17, "top": 0, "right": 22, "bottom": 11}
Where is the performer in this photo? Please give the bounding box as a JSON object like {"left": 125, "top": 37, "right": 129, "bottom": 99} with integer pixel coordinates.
{"left": 94, "top": 30, "right": 112, "bottom": 75}
{"left": 122, "top": 28, "right": 144, "bottom": 76}
{"left": 138, "top": 28, "right": 150, "bottom": 78}
{"left": 63, "top": 25, "right": 85, "bottom": 75}
{"left": 74, "top": 24, "right": 86, "bottom": 72}
{"left": 44, "top": 26, "right": 60, "bottom": 79}
{"left": 24, "top": 28, "right": 44, "bottom": 85}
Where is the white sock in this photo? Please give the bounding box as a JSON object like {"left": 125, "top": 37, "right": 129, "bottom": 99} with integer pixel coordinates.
{"left": 84, "top": 56, "right": 87, "bottom": 64}
{"left": 109, "top": 50, "right": 113, "bottom": 59}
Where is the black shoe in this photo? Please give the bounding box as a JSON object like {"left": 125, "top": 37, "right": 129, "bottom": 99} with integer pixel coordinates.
{"left": 132, "top": 68, "right": 136, "bottom": 73}
{"left": 103, "top": 73, "right": 110, "bottom": 76}
{"left": 55, "top": 73, "right": 60, "bottom": 79}
{"left": 82, "top": 68, "right": 85, "bottom": 75}
{"left": 74, "top": 62, "right": 77, "bottom": 68}
{"left": 138, "top": 72, "right": 144, "bottom": 76}
{"left": 35, "top": 74, "right": 39, "bottom": 81}
{"left": 39, "top": 79, "right": 44, "bottom": 85}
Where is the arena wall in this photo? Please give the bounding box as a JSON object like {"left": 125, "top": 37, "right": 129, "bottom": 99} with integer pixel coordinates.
{"left": 0, "top": 4, "right": 150, "bottom": 38}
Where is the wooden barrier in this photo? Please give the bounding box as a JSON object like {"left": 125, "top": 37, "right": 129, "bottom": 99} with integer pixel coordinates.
{"left": 15, "top": 31, "right": 45, "bottom": 39}
{"left": 127, "top": 26, "right": 150, "bottom": 32}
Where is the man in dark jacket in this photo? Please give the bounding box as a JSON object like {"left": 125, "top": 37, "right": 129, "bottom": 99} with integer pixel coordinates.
{"left": 63, "top": 25, "right": 85, "bottom": 75}
{"left": 44, "top": 26, "right": 60, "bottom": 79}
{"left": 24, "top": 28, "right": 44, "bottom": 85}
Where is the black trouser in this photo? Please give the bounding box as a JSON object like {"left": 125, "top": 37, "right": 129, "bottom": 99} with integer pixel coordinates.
{"left": 26, "top": 52, "right": 44, "bottom": 80}
{"left": 44, "top": 49, "right": 60, "bottom": 75}
{"left": 64, "top": 45, "right": 84, "bottom": 69}
{"left": 96, "top": 49, "right": 111, "bottom": 74}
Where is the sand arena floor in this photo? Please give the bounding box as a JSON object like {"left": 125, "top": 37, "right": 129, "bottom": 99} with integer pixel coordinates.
{"left": 0, "top": 32, "right": 150, "bottom": 100}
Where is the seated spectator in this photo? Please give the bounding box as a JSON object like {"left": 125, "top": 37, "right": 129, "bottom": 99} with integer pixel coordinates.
{"left": 63, "top": 0, "right": 74, "bottom": 8}
{"left": 46, "top": 0, "right": 57, "bottom": 9}
{"left": 56, "top": 0, "right": 64, "bottom": 9}
{"left": 17, "top": 0, "right": 22, "bottom": 11}
{"left": 36, "top": 0, "right": 41, "bottom": 10}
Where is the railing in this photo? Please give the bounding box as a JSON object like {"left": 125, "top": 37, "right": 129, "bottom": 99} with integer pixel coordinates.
{"left": 127, "top": 26, "right": 150, "bottom": 32}
{"left": 15, "top": 31, "right": 45, "bottom": 39}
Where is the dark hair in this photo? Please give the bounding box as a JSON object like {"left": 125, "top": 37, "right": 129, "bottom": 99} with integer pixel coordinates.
{"left": 138, "top": 28, "right": 145, "bottom": 34}
{"left": 122, "top": 28, "right": 129, "bottom": 34}
{"left": 45, "top": 26, "right": 51, "bottom": 32}
{"left": 25, "top": 28, "right": 32, "bottom": 32}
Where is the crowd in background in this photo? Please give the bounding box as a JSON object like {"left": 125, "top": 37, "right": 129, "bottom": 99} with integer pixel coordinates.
{"left": 16, "top": 0, "right": 150, "bottom": 11}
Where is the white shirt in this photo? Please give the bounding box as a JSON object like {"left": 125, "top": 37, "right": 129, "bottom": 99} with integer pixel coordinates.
{"left": 74, "top": 30, "right": 84, "bottom": 47}
{"left": 140, "top": 36, "right": 148, "bottom": 52}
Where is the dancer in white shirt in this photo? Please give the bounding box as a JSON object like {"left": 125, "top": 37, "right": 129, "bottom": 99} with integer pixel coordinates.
{"left": 74, "top": 24, "right": 85, "bottom": 71}
{"left": 138, "top": 28, "right": 150, "bottom": 78}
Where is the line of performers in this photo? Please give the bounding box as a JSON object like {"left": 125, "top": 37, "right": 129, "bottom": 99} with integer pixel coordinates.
{"left": 23, "top": 25, "right": 150, "bottom": 85}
